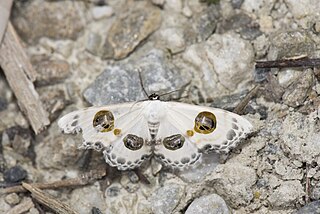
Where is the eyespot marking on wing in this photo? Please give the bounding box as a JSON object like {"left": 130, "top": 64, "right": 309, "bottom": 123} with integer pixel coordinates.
{"left": 163, "top": 134, "right": 185, "bottom": 150}
{"left": 93, "top": 110, "right": 115, "bottom": 132}
{"left": 123, "top": 134, "right": 144, "bottom": 150}
{"left": 194, "top": 111, "right": 217, "bottom": 134}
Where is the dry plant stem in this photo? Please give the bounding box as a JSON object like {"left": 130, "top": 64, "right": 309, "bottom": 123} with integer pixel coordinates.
{"left": 255, "top": 58, "right": 320, "bottom": 69}
{"left": 7, "top": 197, "right": 35, "bottom": 214}
{"left": 1, "top": 167, "right": 107, "bottom": 194}
{"left": 233, "top": 84, "right": 261, "bottom": 115}
{"left": 0, "top": 22, "right": 50, "bottom": 134}
{"left": 0, "top": 0, "right": 13, "bottom": 43}
{"left": 305, "top": 164, "right": 310, "bottom": 203}
{"left": 22, "top": 182, "right": 79, "bottom": 214}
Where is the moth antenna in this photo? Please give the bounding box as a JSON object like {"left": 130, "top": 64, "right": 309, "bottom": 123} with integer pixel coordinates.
{"left": 137, "top": 68, "right": 149, "bottom": 98}
{"left": 158, "top": 81, "right": 191, "bottom": 99}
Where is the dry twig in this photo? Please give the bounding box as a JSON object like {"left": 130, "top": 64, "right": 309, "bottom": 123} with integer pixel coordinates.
{"left": 22, "top": 182, "right": 79, "bottom": 214}
{"left": 0, "top": 22, "right": 50, "bottom": 134}
{"left": 233, "top": 85, "right": 261, "bottom": 115}
{"left": 1, "top": 167, "right": 107, "bottom": 195}
{"left": 0, "top": 0, "right": 13, "bottom": 43}
{"left": 255, "top": 57, "right": 320, "bottom": 69}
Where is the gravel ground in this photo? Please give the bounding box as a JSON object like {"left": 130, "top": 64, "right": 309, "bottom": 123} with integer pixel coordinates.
{"left": 1, "top": 0, "right": 320, "bottom": 213}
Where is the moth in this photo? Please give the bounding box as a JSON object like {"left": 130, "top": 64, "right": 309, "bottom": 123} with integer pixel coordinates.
{"left": 58, "top": 93, "right": 252, "bottom": 170}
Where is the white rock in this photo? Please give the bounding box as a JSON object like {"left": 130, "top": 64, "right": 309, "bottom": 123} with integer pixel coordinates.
{"left": 242, "top": 0, "right": 276, "bottom": 16}
{"left": 182, "top": 4, "right": 192, "bottom": 17}
{"left": 70, "top": 183, "right": 106, "bottom": 214}
{"left": 158, "top": 28, "right": 186, "bottom": 53}
{"left": 185, "top": 194, "right": 230, "bottom": 214}
{"left": 183, "top": 32, "right": 254, "bottom": 98}
{"left": 268, "top": 180, "right": 304, "bottom": 208}
{"left": 164, "top": 0, "right": 183, "bottom": 12}
{"left": 207, "top": 162, "right": 257, "bottom": 207}
{"left": 91, "top": 6, "right": 113, "bottom": 20}
{"left": 206, "top": 33, "right": 254, "bottom": 90}
{"left": 259, "top": 15, "right": 273, "bottom": 32}
{"left": 285, "top": 0, "right": 320, "bottom": 19}
{"left": 277, "top": 68, "right": 301, "bottom": 88}
{"left": 151, "top": 0, "right": 166, "bottom": 7}
{"left": 150, "top": 183, "right": 185, "bottom": 214}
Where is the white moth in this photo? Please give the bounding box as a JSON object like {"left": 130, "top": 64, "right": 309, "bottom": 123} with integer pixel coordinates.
{"left": 58, "top": 94, "right": 252, "bottom": 170}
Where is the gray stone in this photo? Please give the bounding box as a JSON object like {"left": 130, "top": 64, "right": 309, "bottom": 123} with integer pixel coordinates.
{"left": 103, "top": 1, "right": 161, "bottom": 59}
{"left": 157, "top": 27, "right": 186, "bottom": 53}
{"left": 150, "top": 183, "right": 184, "bottom": 214}
{"left": 38, "top": 86, "right": 70, "bottom": 121}
{"left": 282, "top": 69, "right": 314, "bottom": 107}
{"left": 285, "top": 0, "right": 320, "bottom": 28}
{"left": 207, "top": 162, "right": 257, "bottom": 207}
{"left": 0, "top": 197, "right": 11, "bottom": 214}
{"left": 11, "top": 0, "right": 85, "bottom": 44}
{"left": 268, "top": 31, "right": 316, "bottom": 60}
{"left": 194, "top": 4, "right": 220, "bottom": 42}
{"left": 4, "top": 165, "right": 27, "bottom": 183}
{"left": 86, "top": 33, "right": 103, "bottom": 56}
{"left": 164, "top": 0, "right": 183, "bottom": 12}
{"left": 35, "top": 134, "right": 82, "bottom": 169}
{"left": 32, "top": 58, "right": 71, "bottom": 86}
{"left": 219, "top": 12, "right": 262, "bottom": 40}
{"left": 178, "top": 154, "right": 220, "bottom": 183}
{"left": 311, "top": 184, "right": 320, "bottom": 200}
{"left": 4, "top": 193, "right": 21, "bottom": 206}
{"left": 295, "top": 200, "right": 320, "bottom": 214}
{"left": 277, "top": 69, "right": 301, "bottom": 88}
{"left": 84, "top": 49, "right": 191, "bottom": 106}
{"left": 231, "top": 0, "right": 244, "bottom": 9}
{"left": 104, "top": 183, "right": 139, "bottom": 214}
{"left": 281, "top": 111, "right": 320, "bottom": 164}
{"left": 70, "top": 184, "right": 107, "bottom": 214}
{"left": 120, "top": 173, "right": 140, "bottom": 193}
{"left": 209, "top": 90, "right": 249, "bottom": 111}
{"left": 185, "top": 194, "right": 230, "bottom": 214}
{"left": 183, "top": 32, "right": 253, "bottom": 98}
{"left": 28, "top": 207, "right": 40, "bottom": 214}
{"left": 151, "top": 0, "right": 166, "bottom": 7}
{"left": 268, "top": 180, "right": 304, "bottom": 208}
{"left": 242, "top": 0, "right": 276, "bottom": 16}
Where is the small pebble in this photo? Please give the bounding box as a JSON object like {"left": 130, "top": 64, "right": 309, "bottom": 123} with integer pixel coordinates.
{"left": 127, "top": 171, "right": 139, "bottom": 183}
{"left": 92, "top": 207, "right": 103, "bottom": 214}
{"left": 4, "top": 193, "right": 21, "bottom": 206}
{"left": 91, "top": 6, "right": 113, "bottom": 20}
{"left": 4, "top": 166, "right": 27, "bottom": 183}
{"left": 28, "top": 207, "right": 40, "bottom": 214}
{"left": 106, "top": 185, "right": 121, "bottom": 197}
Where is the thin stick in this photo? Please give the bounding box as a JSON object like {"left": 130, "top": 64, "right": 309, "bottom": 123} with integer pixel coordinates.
{"left": 0, "top": 0, "right": 13, "bottom": 43}
{"left": 0, "top": 22, "right": 49, "bottom": 134}
{"left": 22, "top": 182, "right": 79, "bottom": 214}
{"left": 255, "top": 57, "right": 320, "bottom": 69}
{"left": 137, "top": 68, "right": 149, "bottom": 98}
{"left": 233, "top": 85, "right": 261, "bottom": 115}
{"left": 0, "top": 167, "right": 107, "bottom": 194}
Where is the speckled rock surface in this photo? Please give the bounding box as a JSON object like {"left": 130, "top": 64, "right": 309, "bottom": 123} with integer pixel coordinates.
{"left": 185, "top": 193, "right": 230, "bottom": 214}
{"left": 1, "top": 0, "right": 320, "bottom": 213}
